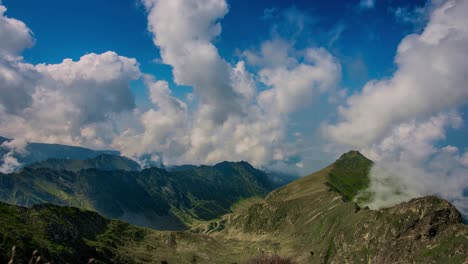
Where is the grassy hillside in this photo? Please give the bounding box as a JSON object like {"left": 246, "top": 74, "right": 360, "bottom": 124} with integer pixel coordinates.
{"left": 0, "top": 161, "right": 274, "bottom": 230}
{"left": 325, "top": 150, "right": 373, "bottom": 201}
{"left": 199, "top": 151, "right": 468, "bottom": 263}
{"left": 0, "top": 201, "right": 143, "bottom": 263}
{"left": 0, "top": 201, "right": 255, "bottom": 264}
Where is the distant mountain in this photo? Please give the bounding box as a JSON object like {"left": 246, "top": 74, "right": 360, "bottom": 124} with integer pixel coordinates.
{"left": 27, "top": 154, "right": 141, "bottom": 172}
{"left": 0, "top": 136, "right": 119, "bottom": 170}
{"left": 1, "top": 151, "right": 466, "bottom": 263}
{"left": 168, "top": 163, "right": 299, "bottom": 188}
{"left": 0, "top": 161, "right": 274, "bottom": 229}
{"left": 0, "top": 136, "right": 8, "bottom": 145}
{"left": 166, "top": 164, "right": 199, "bottom": 172}
{"left": 151, "top": 161, "right": 274, "bottom": 222}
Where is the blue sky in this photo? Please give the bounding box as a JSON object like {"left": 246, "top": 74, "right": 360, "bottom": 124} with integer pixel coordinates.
{"left": 4, "top": 0, "right": 424, "bottom": 98}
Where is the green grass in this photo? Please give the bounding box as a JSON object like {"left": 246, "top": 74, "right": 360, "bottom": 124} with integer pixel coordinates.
{"left": 326, "top": 151, "right": 373, "bottom": 201}
{"left": 230, "top": 196, "right": 263, "bottom": 214}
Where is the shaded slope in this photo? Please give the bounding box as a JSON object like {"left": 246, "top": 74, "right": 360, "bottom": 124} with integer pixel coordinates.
{"left": 0, "top": 161, "right": 273, "bottom": 229}
{"left": 0, "top": 201, "right": 143, "bottom": 263}
{"left": 136, "top": 161, "right": 273, "bottom": 224}
{"left": 0, "top": 168, "right": 184, "bottom": 230}
{"left": 0, "top": 201, "right": 238, "bottom": 264}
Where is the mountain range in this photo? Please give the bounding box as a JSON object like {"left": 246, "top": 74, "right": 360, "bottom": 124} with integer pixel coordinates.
{"left": 0, "top": 154, "right": 277, "bottom": 230}
{"left": 0, "top": 136, "right": 119, "bottom": 169}
{"left": 0, "top": 150, "right": 466, "bottom": 263}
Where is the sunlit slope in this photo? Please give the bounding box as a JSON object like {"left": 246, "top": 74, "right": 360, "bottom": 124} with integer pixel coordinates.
{"left": 204, "top": 151, "right": 468, "bottom": 263}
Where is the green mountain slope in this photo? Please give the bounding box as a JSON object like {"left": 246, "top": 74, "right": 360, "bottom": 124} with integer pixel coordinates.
{"left": 137, "top": 161, "right": 273, "bottom": 224}
{"left": 0, "top": 201, "right": 143, "bottom": 263}
{"left": 0, "top": 168, "right": 184, "bottom": 230}
{"left": 325, "top": 150, "right": 373, "bottom": 201}
{"left": 0, "top": 161, "right": 273, "bottom": 230}
{"left": 27, "top": 154, "right": 141, "bottom": 172}
{"left": 0, "top": 151, "right": 466, "bottom": 263}
{"left": 0, "top": 201, "right": 246, "bottom": 264}
{"left": 195, "top": 151, "right": 468, "bottom": 263}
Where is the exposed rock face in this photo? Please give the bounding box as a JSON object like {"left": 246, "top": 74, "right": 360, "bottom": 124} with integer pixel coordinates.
{"left": 331, "top": 197, "right": 467, "bottom": 264}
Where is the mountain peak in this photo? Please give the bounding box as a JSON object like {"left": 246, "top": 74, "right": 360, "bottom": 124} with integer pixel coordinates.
{"left": 214, "top": 160, "right": 253, "bottom": 168}
{"left": 0, "top": 136, "right": 9, "bottom": 144}
{"left": 338, "top": 150, "right": 369, "bottom": 161}
{"left": 326, "top": 150, "right": 374, "bottom": 201}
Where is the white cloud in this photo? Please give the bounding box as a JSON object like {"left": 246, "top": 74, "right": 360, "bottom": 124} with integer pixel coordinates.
{"left": 142, "top": 0, "right": 242, "bottom": 124}
{"left": 0, "top": 4, "right": 34, "bottom": 57}
{"left": 134, "top": 0, "right": 341, "bottom": 168}
{"left": 112, "top": 76, "right": 189, "bottom": 162}
{"left": 460, "top": 151, "right": 468, "bottom": 168}
{"left": 0, "top": 138, "right": 27, "bottom": 173}
{"left": 0, "top": 4, "right": 142, "bottom": 149}
{"left": 0, "top": 3, "right": 37, "bottom": 115}
{"left": 258, "top": 47, "right": 341, "bottom": 114}
{"left": 325, "top": 0, "right": 468, "bottom": 216}
{"left": 0, "top": 52, "right": 141, "bottom": 148}
{"left": 360, "top": 113, "right": 468, "bottom": 216}
{"left": 325, "top": 0, "right": 468, "bottom": 149}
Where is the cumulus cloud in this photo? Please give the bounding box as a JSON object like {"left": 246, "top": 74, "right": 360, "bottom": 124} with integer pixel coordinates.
{"left": 142, "top": 0, "right": 242, "bottom": 123}
{"left": 0, "top": 52, "right": 141, "bottom": 148}
{"left": 112, "top": 76, "right": 189, "bottom": 163}
{"left": 133, "top": 0, "right": 341, "bottom": 168}
{"left": 325, "top": 0, "right": 468, "bottom": 148}
{"left": 0, "top": 4, "right": 34, "bottom": 57}
{"left": 325, "top": 0, "right": 468, "bottom": 215}
{"left": 258, "top": 47, "right": 341, "bottom": 114}
{"left": 0, "top": 3, "right": 141, "bottom": 149}
{"left": 0, "top": 138, "right": 27, "bottom": 173}
{"left": 0, "top": 4, "right": 37, "bottom": 115}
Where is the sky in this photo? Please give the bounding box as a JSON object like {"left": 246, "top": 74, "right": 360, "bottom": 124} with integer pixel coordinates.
{"left": 0, "top": 0, "right": 467, "bottom": 213}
